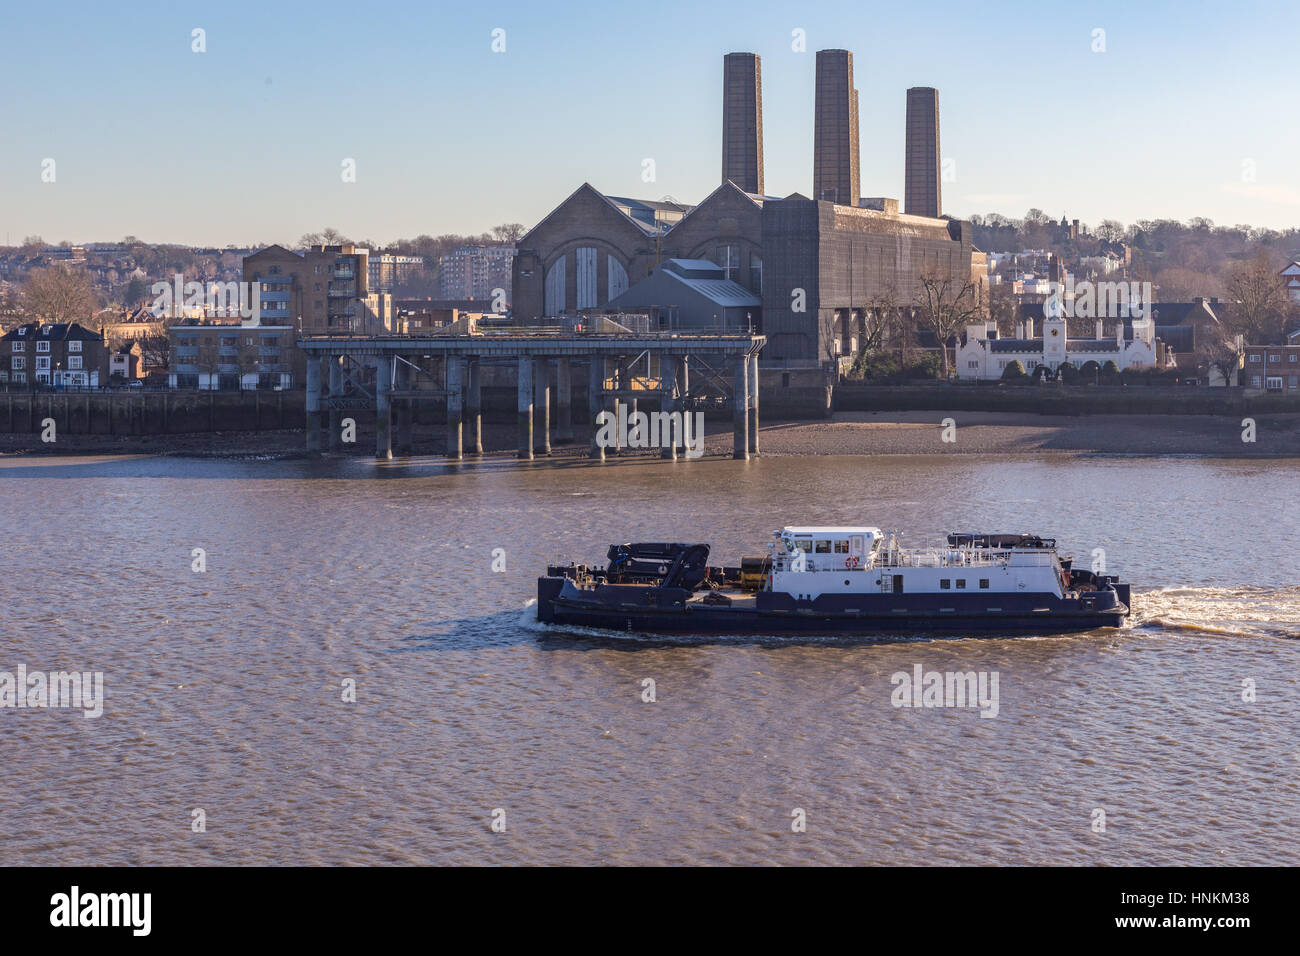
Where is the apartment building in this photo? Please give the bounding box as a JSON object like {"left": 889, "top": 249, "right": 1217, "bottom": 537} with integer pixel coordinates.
{"left": 0, "top": 322, "right": 109, "bottom": 387}
{"left": 167, "top": 322, "right": 300, "bottom": 390}
{"left": 242, "top": 244, "right": 373, "bottom": 332}
{"left": 437, "top": 246, "right": 514, "bottom": 303}
{"left": 368, "top": 254, "right": 424, "bottom": 293}
{"left": 1243, "top": 344, "right": 1300, "bottom": 391}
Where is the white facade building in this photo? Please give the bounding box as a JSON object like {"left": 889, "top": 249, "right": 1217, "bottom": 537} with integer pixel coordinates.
{"left": 957, "top": 313, "right": 1158, "bottom": 380}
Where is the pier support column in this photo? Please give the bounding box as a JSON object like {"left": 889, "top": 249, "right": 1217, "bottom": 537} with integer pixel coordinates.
{"left": 747, "top": 353, "right": 760, "bottom": 457}
{"left": 466, "top": 358, "right": 482, "bottom": 455}
{"left": 305, "top": 357, "right": 322, "bottom": 453}
{"left": 588, "top": 357, "right": 605, "bottom": 460}
{"left": 533, "top": 357, "right": 550, "bottom": 455}
{"left": 555, "top": 357, "right": 573, "bottom": 442}
{"left": 394, "top": 358, "right": 413, "bottom": 456}
{"left": 732, "top": 355, "right": 749, "bottom": 461}
{"left": 446, "top": 355, "right": 464, "bottom": 460}
{"left": 517, "top": 356, "right": 533, "bottom": 460}
{"left": 659, "top": 355, "right": 677, "bottom": 460}
{"left": 327, "top": 356, "right": 343, "bottom": 451}
{"left": 375, "top": 356, "right": 392, "bottom": 460}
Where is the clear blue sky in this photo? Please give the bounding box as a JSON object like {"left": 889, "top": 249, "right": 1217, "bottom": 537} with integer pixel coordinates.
{"left": 2, "top": 0, "right": 1296, "bottom": 246}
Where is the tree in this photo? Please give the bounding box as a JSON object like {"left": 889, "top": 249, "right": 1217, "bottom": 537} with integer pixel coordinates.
{"left": 915, "top": 268, "right": 985, "bottom": 377}
{"left": 1001, "top": 360, "right": 1027, "bottom": 382}
{"left": 124, "top": 276, "right": 148, "bottom": 305}
{"left": 299, "top": 227, "right": 350, "bottom": 248}
{"left": 23, "top": 266, "right": 97, "bottom": 325}
{"left": 1223, "top": 249, "right": 1289, "bottom": 343}
{"left": 491, "top": 223, "right": 526, "bottom": 244}
{"left": 1195, "top": 321, "right": 1243, "bottom": 385}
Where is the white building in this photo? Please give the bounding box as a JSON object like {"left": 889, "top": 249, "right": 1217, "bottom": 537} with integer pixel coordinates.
{"left": 957, "top": 313, "right": 1158, "bottom": 380}
{"left": 1281, "top": 261, "right": 1300, "bottom": 304}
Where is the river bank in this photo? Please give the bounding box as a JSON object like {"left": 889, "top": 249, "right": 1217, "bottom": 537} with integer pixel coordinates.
{"left": 4, "top": 409, "right": 1299, "bottom": 458}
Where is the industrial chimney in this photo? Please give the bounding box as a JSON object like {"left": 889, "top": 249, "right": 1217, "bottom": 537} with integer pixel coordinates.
{"left": 813, "top": 49, "right": 860, "bottom": 205}
{"left": 904, "top": 87, "right": 941, "bottom": 218}
{"left": 722, "top": 53, "right": 764, "bottom": 195}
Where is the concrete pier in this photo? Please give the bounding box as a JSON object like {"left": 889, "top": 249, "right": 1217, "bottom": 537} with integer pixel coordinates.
{"left": 446, "top": 356, "right": 464, "bottom": 460}
{"left": 588, "top": 358, "right": 605, "bottom": 461}
{"left": 328, "top": 357, "right": 343, "bottom": 451}
{"left": 533, "top": 357, "right": 550, "bottom": 456}
{"left": 659, "top": 357, "right": 677, "bottom": 460}
{"left": 747, "top": 353, "right": 760, "bottom": 457}
{"left": 375, "top": 357, "right": 392, "bottom": 460}
{"left": 466, "top": 359, "right": 482, "bottom": 455}
{"left": 305, "top": 358, "right": 322, "bottom": 453}
{"left": 733, "top": 356, "right": 749, "bottom": 460}
{"left": 394, "top": 360, "right": 413, "bottom": 456}
{"left": 517, "top": 356, "right": 533, "bottom": 460}
{"left": 555, "top": 357, "right": 573, "bottom": 442}
{"left": 296, "top": 329, "right": 764, "bottom": 464}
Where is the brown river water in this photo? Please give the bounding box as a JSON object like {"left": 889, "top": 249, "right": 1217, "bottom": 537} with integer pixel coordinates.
{"left": 2, "top": 452, "right": 1297, "bottom": 865}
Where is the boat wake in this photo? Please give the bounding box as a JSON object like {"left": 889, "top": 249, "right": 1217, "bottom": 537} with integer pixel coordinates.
{"left": 1130, "top": 585, "right": 1300, "bottom": 640}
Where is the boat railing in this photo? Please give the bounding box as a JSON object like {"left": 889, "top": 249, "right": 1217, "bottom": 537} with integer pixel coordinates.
{"left": 771, "top": 545, "right": 1059, "bottom": 573}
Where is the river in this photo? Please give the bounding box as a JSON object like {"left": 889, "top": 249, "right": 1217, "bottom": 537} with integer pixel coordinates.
{"left": 2, "top": 452, "right": 1297, "bottom": 865}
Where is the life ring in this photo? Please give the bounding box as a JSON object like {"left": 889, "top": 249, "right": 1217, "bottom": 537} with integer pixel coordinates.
{"left": 845, "top": 555, "right": 860, "bottom": 569}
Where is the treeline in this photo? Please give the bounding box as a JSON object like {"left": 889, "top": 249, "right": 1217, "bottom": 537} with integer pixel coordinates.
{"left": 969, "top": 210, "right": 1300, "bottom": 300}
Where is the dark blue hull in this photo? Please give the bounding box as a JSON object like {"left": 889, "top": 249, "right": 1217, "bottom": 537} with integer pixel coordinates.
{"left": 537, "top": 578, "right": 1130, "bottom": 638}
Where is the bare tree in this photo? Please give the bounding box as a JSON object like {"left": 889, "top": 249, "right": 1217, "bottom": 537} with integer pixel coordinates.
{"left": 915, "top": 268, "right": 985, "bottom": 377}
{"left": 491, "top": 223, "right": 526, "bottom": 244}
{"left": 23, "top": 265, "right": 98, "bottom": 325}
{"left": 1224, "top": 249, "right": 1288, "bottom": 343}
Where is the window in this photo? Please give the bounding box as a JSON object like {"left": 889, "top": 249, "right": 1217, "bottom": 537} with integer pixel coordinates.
{"left": 11, "top": 342, "right": 24, "bottom": 353}
{"left": 834, "top": 540, "right": 850, "bottom": 554}
{"left": 968, "top": 360, "right": 979, "bottom": 369}
{"left": 1251, "top": 375, "right": 1262, "bottom": 387}
{"left": 37, "top": 340, "right": 50, "bottom": 353}
{"left": 11, "top": 356, "right": 24, "bottom": 370}
{"left": 36, "top": 356, "right": 50, "bottom": 370}
{"left": 68, "top": 355, "right": 82, "bottom": 370}
{"left": 940, "top": 579, "right": 951, "bottom": 589}
{"left": 956, "top": 579, "right": 967, "bottom": 589}
{"left": 1269, "top": 353, "right": 1281, "bottom": 363}
{"left": 11, "top": 372, "right": 25, "bottom": 384}
{"left": 1290, "top": 354, "right": 1298, "bottom": 362}
{"left": 814, "top": 540, "right": 832, "bottom": 554}
{"left": 979, "top": 579, "right": 990, "bottom": 589}
{"left": 1249, "top": 354, "right": 1261, "bottom": 363}
{"left": 68, "top": 341, "right": 81, "bottom": 353}
{"left": 1266, "top": 377, "right": 1283, "bottom": 391}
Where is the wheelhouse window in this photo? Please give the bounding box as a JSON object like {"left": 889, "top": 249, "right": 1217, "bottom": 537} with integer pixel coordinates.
{"left": 979, "top": 579, "right": 990, "bottom": 589}
{"left": 939, "top": 579, "right": 951, "bottom": 589}
{"left": 956, "top": 579, "right": 967, "bottom": 589}
{"left": 814, "top": 540, "right": 832, "bottom": 555}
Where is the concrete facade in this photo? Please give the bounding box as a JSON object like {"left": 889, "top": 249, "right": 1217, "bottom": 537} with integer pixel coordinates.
{"left": 904, "top": 87, "right": 941, "bottom": 218}
{"left": 722, "top": 52, "right": 764, "bottom": 195}
{"left": 813, "top": 50, "right": 859, "bottom": 205}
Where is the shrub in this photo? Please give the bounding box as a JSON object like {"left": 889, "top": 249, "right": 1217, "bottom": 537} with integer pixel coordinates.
{"left": 1001, "top": 360, "right": 1028, "bottom": 382}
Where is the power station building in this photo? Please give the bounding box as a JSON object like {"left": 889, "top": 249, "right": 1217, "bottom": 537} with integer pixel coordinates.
{"left": 511, "top": 51, "right": 986, "bottom": 367}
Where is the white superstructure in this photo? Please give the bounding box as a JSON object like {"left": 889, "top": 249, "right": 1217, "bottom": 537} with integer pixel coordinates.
{"left": 768, "top": 526, "right": 1067, "bottom": 601}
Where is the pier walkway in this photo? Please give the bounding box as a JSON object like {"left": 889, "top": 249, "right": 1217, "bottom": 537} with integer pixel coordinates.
{"left": 296, "top": 329, "right": 765, "bottom": 461}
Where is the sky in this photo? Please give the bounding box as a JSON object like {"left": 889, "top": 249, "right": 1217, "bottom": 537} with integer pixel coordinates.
{"left": 1, "top": 0, "right": 1297, "bottom": 247}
